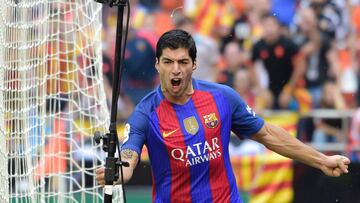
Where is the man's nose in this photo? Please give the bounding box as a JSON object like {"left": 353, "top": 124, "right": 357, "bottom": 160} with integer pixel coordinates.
{"left": 172, "top": 62, "right": 181, "bottom": 75}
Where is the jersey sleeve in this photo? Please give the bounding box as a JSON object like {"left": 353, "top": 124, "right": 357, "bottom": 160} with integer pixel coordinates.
{"left": 251, "top": 42, "right": 260, "bottom": 62}
{"left": 223, "top": 86, "right": 265, "bottom": 139}
{"left": 121, "top": 105, "right": 148, "bottom": 156}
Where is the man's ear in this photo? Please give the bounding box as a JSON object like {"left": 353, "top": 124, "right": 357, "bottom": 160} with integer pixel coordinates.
{"left": 192, "top": 60, "right": 197, "bottom": 71}
{"left": 155, "top": 58, "right": 159, "bottom": 72}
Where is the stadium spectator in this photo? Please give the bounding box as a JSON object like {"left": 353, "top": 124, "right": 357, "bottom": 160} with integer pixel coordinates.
{"left": 251, "top": 14, "right": 306, "bottom": 109}
{"left": 135, "top": 11, "right": 158, "bottom": 50}
{"left": 348, "top": 1, "right": 360, "bottom": 106}
{"left": 100, "top": 31, "right": 137, "bottom": 122}
{"left": 294, "top": 8, "right": 341, "bottom": 107}
{"left": 217, "top": 41, "right": 249, "bottom": 87}
{"left": 101, "top": 53, "right": 134, "bottom": 121}
{"left": 293, "top": 0, "right": 350, "bottom": 42}
{"left": 174, "top": 13, "right": 221, "bottom": 82}
{"left": 233, "top": 68, "right": 273, "bottom": 113}
{"left": 123, "top": 29, "right": 158, "bottom": 105}
{"left": 96, "top": 29, "right": 350, "bottom": 202}
{"left": 312, "top": 80, "right": 347, "bottom": 145}
{"left": 224, "top": 0, "right": 271, "bottom": 51}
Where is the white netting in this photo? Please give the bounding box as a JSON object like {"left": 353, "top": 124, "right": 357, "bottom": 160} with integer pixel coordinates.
{"left": 0, "top": 0, "right": 122, "bottom": 202}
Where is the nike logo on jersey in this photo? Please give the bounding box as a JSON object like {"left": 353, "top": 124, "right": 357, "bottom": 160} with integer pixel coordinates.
{"left": 162, "top": 128, "right": 179, "bottom": 138}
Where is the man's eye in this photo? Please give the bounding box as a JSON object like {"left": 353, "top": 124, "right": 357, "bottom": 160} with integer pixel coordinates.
{"left": 164, "top": 61, "right": 171, "bottom": 64}
{"left": 180, "top": 61, "right": 188, "bottom": 65}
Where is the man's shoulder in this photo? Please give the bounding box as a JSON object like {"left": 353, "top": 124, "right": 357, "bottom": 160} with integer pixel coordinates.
{"left": 195, "top": 79, "right": 231, "bottom": 92}
{"left": 194, "top": 79, "right": 237, "bottom": 100}
{"left": 135, "top": 88, "right": 162, "bottom": 115}
{"left": 278, "top": 35, "right": 297, "bottom": 47}
{"left": 253, "top": 39, "right": 266, "bottom": 48}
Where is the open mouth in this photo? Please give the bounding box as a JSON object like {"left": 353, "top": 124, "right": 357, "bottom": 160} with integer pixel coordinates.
{"left": 171, "top": 78, "right": 181, "bottom": 87}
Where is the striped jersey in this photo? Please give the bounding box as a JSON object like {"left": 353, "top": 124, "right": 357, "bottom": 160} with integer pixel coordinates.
{"left": 122, "top": 79, "right": 264, "bottom": 203}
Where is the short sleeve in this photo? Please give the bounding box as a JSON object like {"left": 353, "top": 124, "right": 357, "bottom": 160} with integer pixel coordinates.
{"left": 287, "top": 39, "right": 300, "bottom": 58}
{"left": 223, "top": 86, "right": 265, "bottom": 138}
{"left": 121, "top": 105, "right": 147, "bottom": 156}
{"left": 251, "top": 42, "right": 260, "bottom": 62}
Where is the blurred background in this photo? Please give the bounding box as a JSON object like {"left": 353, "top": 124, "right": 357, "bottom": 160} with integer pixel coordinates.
{"left": 100, "top": 0, "right": 360, "bottom": 202}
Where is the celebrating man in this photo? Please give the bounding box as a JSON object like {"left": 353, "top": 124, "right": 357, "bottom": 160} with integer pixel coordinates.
{"left": 96, "top": 29, "right": 349, "bottom": 203}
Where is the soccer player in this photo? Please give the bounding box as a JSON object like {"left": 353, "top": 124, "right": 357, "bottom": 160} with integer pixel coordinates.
{"left": 96, "top": 29, "right": 350, "bottom": 202}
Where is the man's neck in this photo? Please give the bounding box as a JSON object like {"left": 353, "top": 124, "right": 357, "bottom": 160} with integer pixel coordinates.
{"left": 163, "top": 83, "right": 195, "bottom": 105}
{"left": 264, "top": 35, "right": 281, "bottom": 45}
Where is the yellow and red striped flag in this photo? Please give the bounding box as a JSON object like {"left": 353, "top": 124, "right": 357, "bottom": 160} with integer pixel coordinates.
{"left": 232, "top": 112, "right": 299, "bottom": 203}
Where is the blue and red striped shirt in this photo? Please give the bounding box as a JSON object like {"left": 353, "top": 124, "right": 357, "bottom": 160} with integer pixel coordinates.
{"left": 122, "top": 79, "right": 264, "bottom": 203}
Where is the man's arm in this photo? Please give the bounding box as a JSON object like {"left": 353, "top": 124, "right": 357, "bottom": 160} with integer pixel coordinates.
{"left": 96, "top": 103, "right": 148, "bottom": 186}
{"left": 251, "top": 122, "right": 350, "bottom": 177}
{"left": 96, "top": 149, "right": 139, "bottom": 186}
{"left": 326, "top": 44, "right": 341, "bottom": 85}
{"left": 288, "top": 52, "right": 306, "bottom": 89}
{"left": 278, "top": 50, "right": 306, "bottom": 108}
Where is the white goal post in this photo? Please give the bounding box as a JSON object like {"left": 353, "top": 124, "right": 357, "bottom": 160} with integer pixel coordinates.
{"left": 0, "top": 0, "right": 122, "bottom": 202}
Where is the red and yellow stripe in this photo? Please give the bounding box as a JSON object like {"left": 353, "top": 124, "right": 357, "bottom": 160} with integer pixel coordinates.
{"left": 232, "top": 112, "right": 299, "bottom": 203}
{"left": 187, "top": 0, "right": 234, "bottom": 37}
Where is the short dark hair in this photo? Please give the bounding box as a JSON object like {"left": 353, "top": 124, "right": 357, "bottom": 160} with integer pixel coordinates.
{"left": 156, "top": 29, "right": 197, "bottom": 62}
{"left": 261, "top": 13, "right": 280, "bottom": 24}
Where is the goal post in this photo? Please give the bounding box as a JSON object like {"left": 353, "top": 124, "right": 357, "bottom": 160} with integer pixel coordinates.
{"left": 0, "top": 0, "right": 122, "bottom": 202}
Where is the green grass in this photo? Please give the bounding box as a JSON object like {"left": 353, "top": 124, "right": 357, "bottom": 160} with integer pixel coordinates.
{"left": 10, "top": 187, "right": 152, "bottom": 203}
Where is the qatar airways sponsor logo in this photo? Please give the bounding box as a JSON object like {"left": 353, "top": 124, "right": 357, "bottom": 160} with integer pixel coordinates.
{"left": 171, "top": 137, "right": 222, "bottom": 167}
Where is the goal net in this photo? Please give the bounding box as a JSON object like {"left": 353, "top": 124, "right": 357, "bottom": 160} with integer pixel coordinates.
{"left": 0, "top": 0, "right": 121, "bottom": 202}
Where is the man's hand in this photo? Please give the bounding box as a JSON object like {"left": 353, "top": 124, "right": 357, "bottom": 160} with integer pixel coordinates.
{"left": 320, "top": 155, "right": 350, "bottom": 177}
{"left": 96, "top": 167, "right": 113, "bottom": 187}
{"left": 278, "top": 90, "right": 292, "bottom": 109}
{"left": 95, "top": 166, "right": 129, "bottom": 187}
{"left": 96, "top": 149, "right": 139, "bottom": 187}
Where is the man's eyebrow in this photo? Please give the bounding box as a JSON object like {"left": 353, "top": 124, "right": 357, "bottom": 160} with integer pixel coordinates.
{"left": 161, "top": 57, "right": 173, "bottom": 61}
{"left": 178, "top": 58, "right": 190, "bottom": 62}
{"left": 161, "top": 57, "right": 190, "bottom": 62}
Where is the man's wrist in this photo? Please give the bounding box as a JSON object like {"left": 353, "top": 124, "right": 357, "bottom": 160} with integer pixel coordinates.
{"left": 315, "top": 153, "right": 328, "bottom": 170}
{"left": 282, "top": 84, "right": 294, "bottom": 95}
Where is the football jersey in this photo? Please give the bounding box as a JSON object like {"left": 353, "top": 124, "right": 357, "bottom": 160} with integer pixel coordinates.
{"left": 122, "top": 79, "right": 264, "bottom": 203}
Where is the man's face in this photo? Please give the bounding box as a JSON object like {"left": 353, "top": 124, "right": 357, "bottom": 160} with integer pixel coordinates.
{"left": 224, "top": 42, "right": 244, "bottom": 71}
{"left": 299, "top": 8, "right": 317, "bottom": 33}
{"left": 234, "top": 70, "right": 250, "bottom": 94}
{"left": 310, "top": 0, "right": 326, "bottom": 15}
{"left": 156, "top": 47, "right": 196, "bottom": 99}
{"left": 262, "top": 17, "right": 280, "bottom": 43}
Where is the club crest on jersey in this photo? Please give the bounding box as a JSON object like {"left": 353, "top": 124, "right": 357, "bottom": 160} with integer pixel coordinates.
{"left": 203, "top": 113, "right": 218, "bottom": 128}
{"left": 183, "top": 116, "right": 199, "bottom": 135}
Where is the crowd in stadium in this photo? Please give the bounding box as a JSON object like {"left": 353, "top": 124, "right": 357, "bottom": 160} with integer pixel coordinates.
{"left": 100, "top": 0, "right": 360, "bottom": 152}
